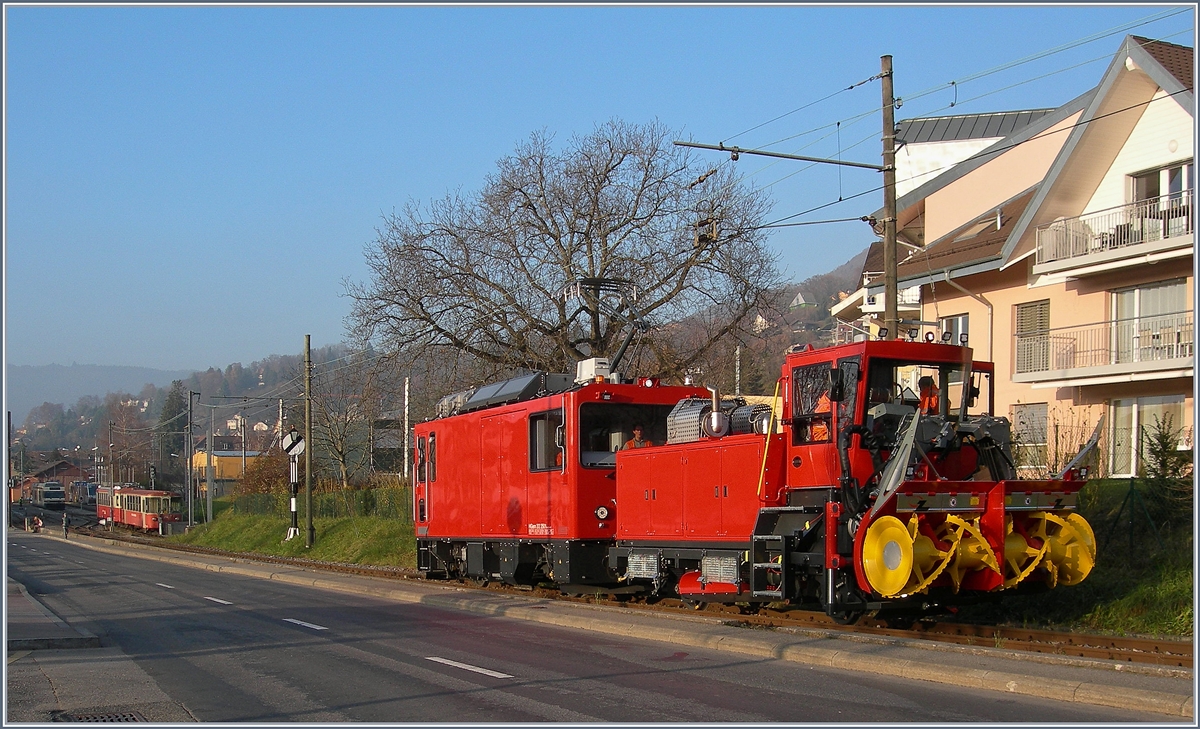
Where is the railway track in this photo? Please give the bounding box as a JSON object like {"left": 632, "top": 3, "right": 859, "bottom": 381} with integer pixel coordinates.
{"left": 72, "top": 526, "right": 1193, "bottom": 669}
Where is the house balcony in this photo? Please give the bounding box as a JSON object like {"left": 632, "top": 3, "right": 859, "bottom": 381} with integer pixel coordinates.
{"left": 1032, "top": 190, "right": 1193, "bottom": 277}
{"left": 1013, "top": 310, "right": 1194, "bottom": 386}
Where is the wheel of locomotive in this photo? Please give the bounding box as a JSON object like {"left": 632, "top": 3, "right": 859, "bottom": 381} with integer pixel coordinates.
{"left": 468, "top": 576, "right": 490, "bottom": 588}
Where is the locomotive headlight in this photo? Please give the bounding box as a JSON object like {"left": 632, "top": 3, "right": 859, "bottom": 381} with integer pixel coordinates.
{"left": 594, "top": 505, "right": 610, "bottom": 520}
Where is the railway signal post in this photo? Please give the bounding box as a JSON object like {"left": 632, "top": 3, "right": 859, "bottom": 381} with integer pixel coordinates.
{"left": 283, "top": 429, "right": 305, "bottom": 541}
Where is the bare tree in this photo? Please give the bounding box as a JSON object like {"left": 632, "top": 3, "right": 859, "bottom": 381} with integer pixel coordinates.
{"left": 310, "top": 349, "right": 389, "bottom": 490}
{"left": 348, "top": 119, "right": 780, "bottom": 383}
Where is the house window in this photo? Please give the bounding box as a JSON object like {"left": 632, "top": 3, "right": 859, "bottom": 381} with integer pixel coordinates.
{"left": 1112, "top": 279, "right": 1190, "bottom": 364}
{"left": 940, "top": 313, "right": 969, "bottom": 346}
{"left": 1109, "top": 395, "right": 1186, "bottom": 477}
{"left": 1014, "top": 300, "right": 1050, "bottom": 373}
{"left": 1012, "top": 403, "right": 1048, "bottom": 476}
{"left": 940, "top": 313, "right": 969, "bottom": 382}
{"left": 1132, "top": 162, "right": 1193, "bottom": 204}
{"left": 529, "top": 409, "right": 564, "bottom": 472}
{"left": 1131, "top": 162, "right": 1193, "bottom": 241}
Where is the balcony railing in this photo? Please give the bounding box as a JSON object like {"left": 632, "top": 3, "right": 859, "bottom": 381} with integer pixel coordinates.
{"left": 1015, "top": 310, "right": 1193, "bottom": 375}
{"left": 1035, "top": 190, "right": 1193, "bottom": 266}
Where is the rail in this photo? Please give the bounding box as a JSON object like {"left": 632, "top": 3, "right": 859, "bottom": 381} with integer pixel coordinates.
{"left": 1015, "top": 310, "right": 1193, "bottom": 375}
{"left": 1036, "top": 190, "right": 1193, "bottom": 265}
{"left": 71, "top": 526, "right": 1193, "bottom": 669}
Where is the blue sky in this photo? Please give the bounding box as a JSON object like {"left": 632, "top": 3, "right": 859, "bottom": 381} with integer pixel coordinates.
{"left": 4, "top": 4, "right": 1194, "bottom": 371}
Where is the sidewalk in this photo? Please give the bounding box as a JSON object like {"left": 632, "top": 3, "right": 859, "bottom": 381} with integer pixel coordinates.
{"left": 6, "top": 578, "right": 100, "bottom": 651}
{"left": 15, "top": 531, "right": 1197, "bottom": 719}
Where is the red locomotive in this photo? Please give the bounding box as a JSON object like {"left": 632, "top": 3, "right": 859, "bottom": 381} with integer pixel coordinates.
{"left": 414, "top": 341, "right": 1096, "bottom": 621}
{"left": 96, "top": 486, "right": 183, "bottom": 533}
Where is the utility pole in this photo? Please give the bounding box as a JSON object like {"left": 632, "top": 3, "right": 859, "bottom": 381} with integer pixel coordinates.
{"left": 206, "top": 408, "right": 214, "bottom": 523}
{"left": 186, "top": 392, "right": 197, "bottom": 526}
{"left": 108, "top": 421, "right": 115, "bottom": 488}
{"left": 673, "top": 57, "right": 901, "bottom": 340}
{"left": 304, "top": 335, "right": 314, "bottom": 548}
{"left": 881, "top": 54, "right": 899, "bottom": 340}
{"left": 403, "top": 377, "right": 410, "bottom": 481}
{"left": 735, "top": 346, "right": 742, "bottom": 396}
{"left": 240, "top": 412, "right": 246, "bottom": 477}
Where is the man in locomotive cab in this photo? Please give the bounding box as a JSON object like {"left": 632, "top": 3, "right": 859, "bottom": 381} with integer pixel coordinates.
{"left": 918, "top": 375, "right": 940, "bottom": 415}
{"left": 810, "top": 389, "right": 832, "bottom": 442}
{"left": 622, "top": 424, "right": 654, "bottom": 450}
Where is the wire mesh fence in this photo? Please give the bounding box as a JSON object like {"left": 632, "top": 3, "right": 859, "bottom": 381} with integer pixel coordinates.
{"left": 1077, "top": 478, "right": 1193, "bottom": 564}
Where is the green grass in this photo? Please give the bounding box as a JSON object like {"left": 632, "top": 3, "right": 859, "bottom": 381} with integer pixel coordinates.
{"left": 169, "top": 510, "right": 416, "bottom": 568}
{"left": 177, "top": 487, "right": 1192, "bottom": 638}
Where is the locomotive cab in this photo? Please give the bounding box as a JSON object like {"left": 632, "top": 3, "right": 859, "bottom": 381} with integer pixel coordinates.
{"left": 761, "top": 340, "right": 1095, "bottom": 620}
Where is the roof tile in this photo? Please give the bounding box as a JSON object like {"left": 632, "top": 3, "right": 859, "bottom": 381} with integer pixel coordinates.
{"left": 1134, "top": 36, "right": 1193, "bottom": 90}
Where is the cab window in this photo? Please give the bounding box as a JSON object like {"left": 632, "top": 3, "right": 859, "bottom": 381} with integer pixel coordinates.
{"left": 791, "top": 363, "right": 833, "bottom": 444}
{"left": 428, "top": 432, "right": 437, "bottom": 482}
{"left": 578, "top": 403, "right": 675, "bottom": 468}
{"left": 416, "top": 436, "right": 427, "bottom": 483}
{"left": 529, "top": 409, "right": 565, "bottom": 472}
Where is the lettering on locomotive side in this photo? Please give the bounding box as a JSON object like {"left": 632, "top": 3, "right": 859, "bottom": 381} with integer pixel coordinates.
{"left": 528, "top": 523, "right": 554, "bottom": 536}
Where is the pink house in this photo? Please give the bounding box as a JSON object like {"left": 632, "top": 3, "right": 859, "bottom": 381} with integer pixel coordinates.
{"left": 841, "top": 36, "right": 1193, "bottom": 477}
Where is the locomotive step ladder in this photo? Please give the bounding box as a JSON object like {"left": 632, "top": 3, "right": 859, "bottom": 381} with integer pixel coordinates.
{"left": 750, "top": 534, "right": 785, "bottom": 598}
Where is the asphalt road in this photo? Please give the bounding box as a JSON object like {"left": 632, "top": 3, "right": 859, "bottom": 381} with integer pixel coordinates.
{"left": 7, "top": 534, "right": 1176, "bottom": 723}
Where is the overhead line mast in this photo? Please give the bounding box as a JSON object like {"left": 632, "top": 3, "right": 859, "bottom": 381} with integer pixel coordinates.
{"left": 675, "top": 54, "right": 900, "bottom": 340}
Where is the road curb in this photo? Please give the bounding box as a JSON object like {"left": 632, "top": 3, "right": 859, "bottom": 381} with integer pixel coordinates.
{"left": 45, "top": 533, "right": 1195, "bottom": 718}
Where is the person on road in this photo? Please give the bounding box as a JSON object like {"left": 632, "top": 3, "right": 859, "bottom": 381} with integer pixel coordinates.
{"left": 62, "top": 512, "right": 69, "bottom": 539}
{"left": 622, "top": 424, "right": 654, "bottom": 450}
{"left": 32, "top": 516, "right": 42, "bottom": 533}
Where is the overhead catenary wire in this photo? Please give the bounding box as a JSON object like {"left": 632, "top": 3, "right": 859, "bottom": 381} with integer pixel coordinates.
{"left": 754, "top": 87, "right": 1193, "bottom": 230}
{"left": 730, "top": 18, "right": 1190, "bottom": 189}
{"left": 730, "top": 9, "right": 1187, "bottom": 155}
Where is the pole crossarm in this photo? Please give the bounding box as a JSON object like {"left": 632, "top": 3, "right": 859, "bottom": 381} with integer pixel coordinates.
{"left": 673, "top": 141, "right": 884, "bottom": 171}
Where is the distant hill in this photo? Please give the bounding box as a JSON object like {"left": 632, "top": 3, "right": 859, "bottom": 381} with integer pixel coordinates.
{"left": 5, "top": 364, "right": 196, "bottom": 425}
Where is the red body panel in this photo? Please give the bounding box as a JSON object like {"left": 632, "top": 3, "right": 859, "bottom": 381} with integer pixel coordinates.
{"left": 414, "top": 382, "right": 708, "bottom": 542}
{"left": 617, "top": 433, "right": 787, "bottom": 542}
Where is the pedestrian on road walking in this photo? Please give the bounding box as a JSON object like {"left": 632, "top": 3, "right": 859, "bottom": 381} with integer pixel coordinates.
{"left": 33, "top": 516, "right": 42, "bottom": 533}
{"left": 62, "top": 512, "right": 69, "bottom": 539}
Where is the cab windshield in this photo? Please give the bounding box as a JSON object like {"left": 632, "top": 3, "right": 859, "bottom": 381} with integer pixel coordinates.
{"left": 864, "top": 359, "right": 991, "bottom": 419}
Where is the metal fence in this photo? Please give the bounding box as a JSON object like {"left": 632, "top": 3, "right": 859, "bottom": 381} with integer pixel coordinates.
{"left": 1035, "top": 190, "right": 1193, "bottom": 265}
{"left": 234, "top": 486, "right": 413, "bottom": 522}
{"left": 1015, "top": 310, "right": 1193, "bottom": 375}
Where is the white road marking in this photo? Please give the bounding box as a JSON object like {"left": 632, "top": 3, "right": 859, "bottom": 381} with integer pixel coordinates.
{"left": 156, "top": 583, "right": 175, "bottom": 589}
{"left": 424, "top": 656, "right": 514, "bottom": 679}
{"left": 203, "top": 596, "right": 232, "bottom": 605}
{"left": 283, "top": 618, "right": 328, "bottom": 631}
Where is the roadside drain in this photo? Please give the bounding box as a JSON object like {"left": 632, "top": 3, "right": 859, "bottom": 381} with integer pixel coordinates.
{"left": 52, "top": 711, "right": 148, "bottom": 722}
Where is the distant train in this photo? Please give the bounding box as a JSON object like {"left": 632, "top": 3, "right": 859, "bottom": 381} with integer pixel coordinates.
{"left": 96, "top": 486, "right": 183, "bottom": 532}
{"left": 32, "top": 482, "right": 67, "bottom": 510}
{"left": 68, "top": 480, "right": 98, "bottom": 507}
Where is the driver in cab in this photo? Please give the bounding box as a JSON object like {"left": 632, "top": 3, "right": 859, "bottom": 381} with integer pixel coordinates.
{"left": 622, "top": 424, "right": 654, "bottom": 450}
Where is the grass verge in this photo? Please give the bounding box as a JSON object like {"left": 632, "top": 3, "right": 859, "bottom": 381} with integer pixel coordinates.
{"left": 169, "top": 510, "right": 416, "bottom": 568}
